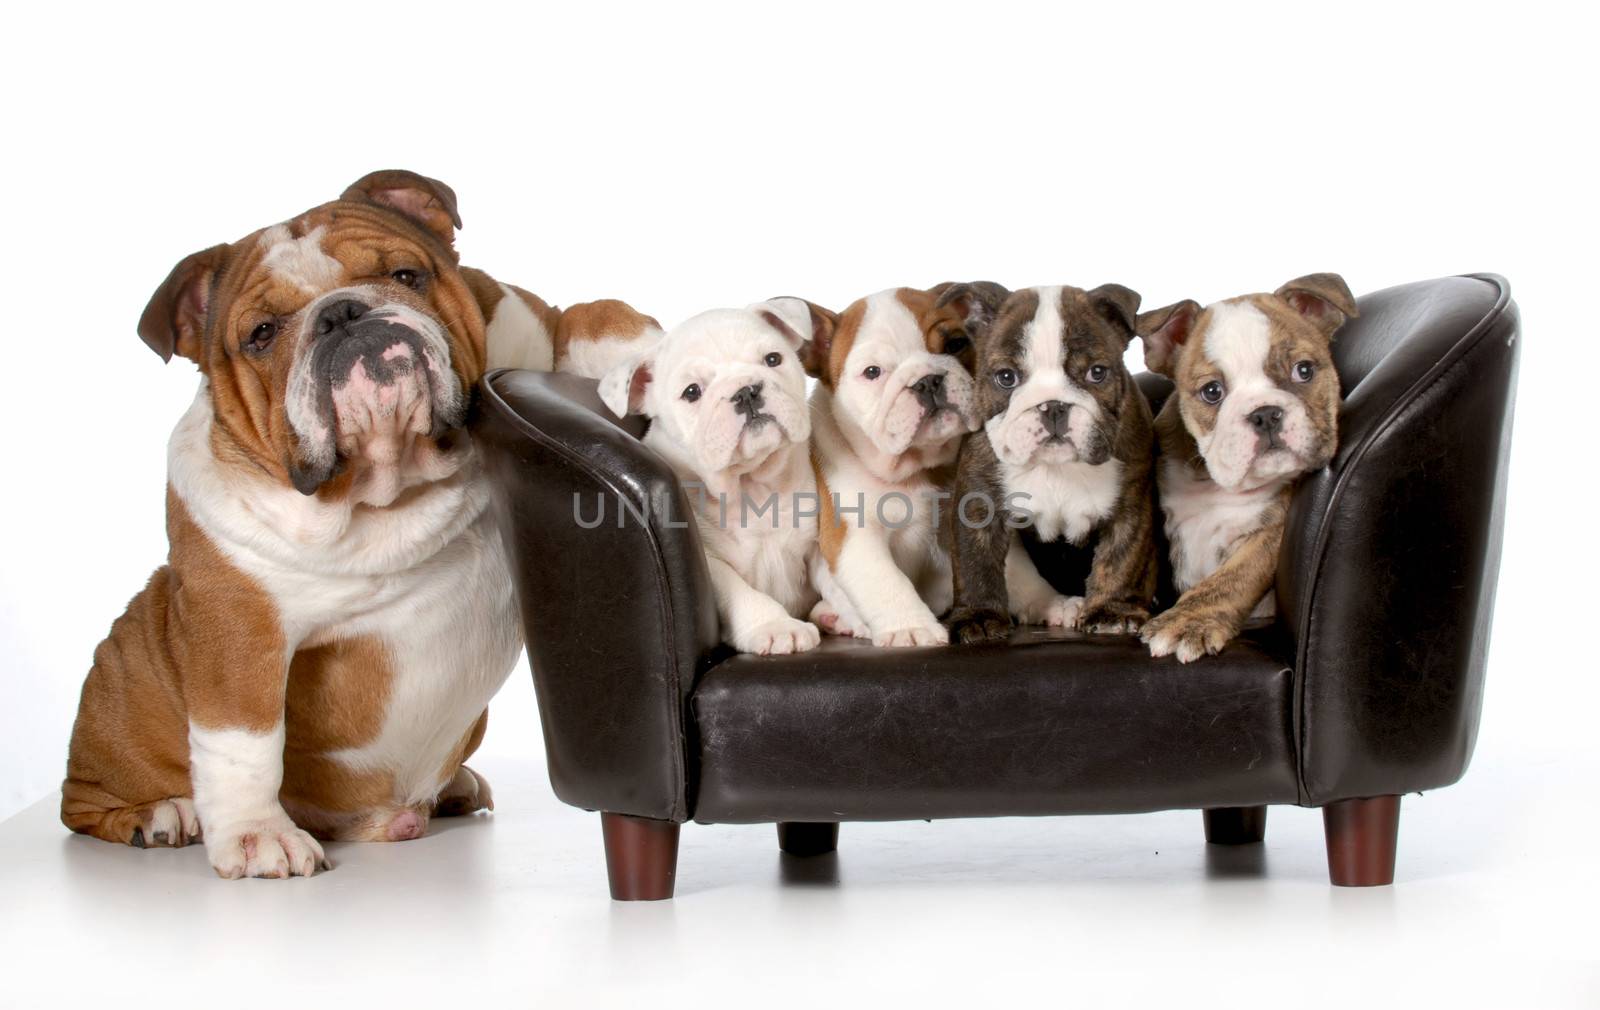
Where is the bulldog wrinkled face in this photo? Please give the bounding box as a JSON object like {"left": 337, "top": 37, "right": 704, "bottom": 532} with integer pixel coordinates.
{"left": 828, "top": 288, "right": 980, "bottom": 461}
{"left": 603, "top": 304, "right": 814, "bottom": 477}
{"left": 978, "top": 286, "right": 1138, "bottom": 468}
{"left": 1169, "top": 296, "right": 1341, "bottom": 492}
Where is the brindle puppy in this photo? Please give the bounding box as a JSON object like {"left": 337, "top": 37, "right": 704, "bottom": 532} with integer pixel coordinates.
{"left": 1135, "top": 273, "right": 1355, "bottom": 662}
{"left": 946, "top": 285, "right": 1158, "bottom": 644}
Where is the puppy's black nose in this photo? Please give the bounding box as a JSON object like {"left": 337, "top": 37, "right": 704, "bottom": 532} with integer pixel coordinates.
{"left": 315, "top": 299, "right": 368, "bottom": 337}
{"left": 911, "top": 372, "right": 947, "bottom": 410}
{"left": 1040, "top": 400, "right": 1071, "bottom": 437}
{"left": 1247, "top": 405, "right": 1285, "bottom": 439}
{"left": 730, "top": 383, "right": 766, "bottom": 416}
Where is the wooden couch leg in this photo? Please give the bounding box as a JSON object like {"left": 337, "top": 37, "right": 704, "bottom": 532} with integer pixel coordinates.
{"left": 1203, "top": 806, "right": 1267, "bottom": 844}
{"left": 777, "top": 822, "right": 839, "bottom": 857}
{"left": 601, "top": 813, "right": 680, "bottom": 900}
{"left": 1322, "top": 795, "right": 1400, "bottom": 887}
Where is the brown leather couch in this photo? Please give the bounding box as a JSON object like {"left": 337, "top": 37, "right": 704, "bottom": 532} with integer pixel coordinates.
{"left": 473, "top": 274, "right": 1519, "bottom": 899}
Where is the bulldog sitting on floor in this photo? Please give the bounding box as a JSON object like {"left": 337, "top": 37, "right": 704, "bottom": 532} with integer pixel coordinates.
{"left": 1134, "top": 274, "right": 1355, "bottom": 662}
{"left": 61, "top": 170, "right": 658, "bottom": 878}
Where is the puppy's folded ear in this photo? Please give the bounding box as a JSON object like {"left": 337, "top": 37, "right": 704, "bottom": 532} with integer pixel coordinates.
{"left": 1135, "top": 300, "right": 1201, "bottom": 377}
{"left": 1275, "top": 273, "right": 1358, "bottom": 338}
{"left": 1086, "top": 284, "right": 1142, "bottom": 346}
{"left": 341, "top": 169, "right": 462, "bottom": 249}
{"left": 933, "top": 281, "right": 1010, "bottom": 335}
{"left": 598, "top": 348, "right": 657, "bottom": 419}
{"left": 755, "top": 297, "right": 838, "bottom": 378}
{"left": 138, "top": 244, "right": 230, "bottom": 363}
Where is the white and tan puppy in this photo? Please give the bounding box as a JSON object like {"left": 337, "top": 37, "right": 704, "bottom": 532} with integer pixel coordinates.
{"left": 600, "top": 299, "right": 830, "bottom": 655}
{"left": 62, "top": 170, "right": 656, "bottom": 879}
{"left": 808, "top": 284, "right": 997, "bottom": 647}
{"left": 1135, "top": 274, "right": 1355, "bottom": 662}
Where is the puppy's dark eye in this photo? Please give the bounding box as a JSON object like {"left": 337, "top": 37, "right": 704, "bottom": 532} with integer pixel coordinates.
{"left": 994, "top": 368, "right": 1019, "bottom": 390}
{"left": 1292, "top": 360, "right": 1317, "bottom": 383}
{"left": 863, "top": 365, "right": 882, "bottom": 380}
{"left": 682, "top": 384, "right": 702, "bottom": 403}
{"left": 943, "top": 335, "right": 970, "bottom": 356}
{"left": 1086, "top": 364, "right": 1109, "bottom": 384}
{"left": 1199, "top": 380, "right": 1225, "bottom": 405}
{"left": 391, "top": 269, "right": 424, "bottom": 289}
{"left": 764, "top": 352, "right": 783, "bottom": 368}
{"left": 244, "top": 321, "right": 277, "bottom": 354}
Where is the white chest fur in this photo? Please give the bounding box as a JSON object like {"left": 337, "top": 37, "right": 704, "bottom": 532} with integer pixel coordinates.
{"left": 168, "top": 387, "right": 521, "bottom": 805}
{"left": 1003, "top": 457, "right": 1123, "bottom": 545}
{"left": 1159, "top": 458, "right": 1284, "bottom": 594}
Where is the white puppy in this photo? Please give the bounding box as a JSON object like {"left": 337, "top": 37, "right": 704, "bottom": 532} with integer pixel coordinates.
{"left": 600, "top": 299, "right": 829, "bottom": 655}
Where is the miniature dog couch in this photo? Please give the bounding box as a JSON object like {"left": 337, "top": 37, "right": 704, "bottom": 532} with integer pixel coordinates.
{"left": 472, "top": 273, "right": 1519, "bottom": 899}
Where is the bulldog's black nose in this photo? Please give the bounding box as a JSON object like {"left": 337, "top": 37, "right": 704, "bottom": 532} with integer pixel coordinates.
{"left": 315, "top": 299, "right": 369, "bottom": 337}
{"left": 911, "top": 372, "right": 947, "bottom": 410}
{"left": 730, "top": 383, "right": 766, "bottom": 416}
{"left": 1040, "top": 400, "right": 1071, "bottom": 437}
{"left": 1247, "top": 405, "right": 1285, "bottom": 442}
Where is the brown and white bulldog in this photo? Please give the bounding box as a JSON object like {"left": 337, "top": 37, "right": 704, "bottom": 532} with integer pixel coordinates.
{"left": 1134, "top": 274, "right": 1356, "bottom": 662}
{"left": 807, "top": 284, "right": 997, "bottom": 647}
{"left": 61, "top": 170, "right": 657, "bottom": 878}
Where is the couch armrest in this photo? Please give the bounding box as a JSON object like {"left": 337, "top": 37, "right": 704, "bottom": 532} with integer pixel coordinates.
{"left": 473, "top": 369, "right": 721, "bottom": 822}
{"left": 1277, "top": 275, "right": 1520, "bottom": 806}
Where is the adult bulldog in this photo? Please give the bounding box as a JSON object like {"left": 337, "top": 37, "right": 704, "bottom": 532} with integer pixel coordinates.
{"left": 60, "top": 170, "right": 659, "bottom": 879}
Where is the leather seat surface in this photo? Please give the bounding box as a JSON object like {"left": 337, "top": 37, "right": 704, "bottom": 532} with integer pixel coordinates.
{"left": 691, "top": 625, "right": 1297, "bottom": 823}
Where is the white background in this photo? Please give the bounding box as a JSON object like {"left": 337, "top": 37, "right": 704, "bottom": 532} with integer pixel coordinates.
{"left": 1, "top": 1, "right": 1595, "bottom": 1005}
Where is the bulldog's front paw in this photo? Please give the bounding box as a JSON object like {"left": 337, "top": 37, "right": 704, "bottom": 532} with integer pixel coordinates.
{"left": 809, "top": 600, "right": 868, "bottom": 638}
{"left": 734, "top": 617, "right": 822, "bottom": 656}
{"left": 1075, "top": 601, "right": 1149, "bottom": 635}
{"left": 206, "top": 814, "right": 328, "bottom": 880}
{"left": 1014, "top": 594, "right": 1084, "bottom": 628}
{"left": 1141, "top": 607, "right": 1235, "bottom": 663}
{"left": 871, "top": 617, "right": 949, "bottom": 648}
{"left": 946, "top": 607, "right": 1012, "bottom": 645}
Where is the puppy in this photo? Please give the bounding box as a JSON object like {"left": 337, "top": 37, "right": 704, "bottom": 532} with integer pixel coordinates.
{"left": 600, "top": 299, "right": 830, "bottom": 655}
{"left": 61, "top": 170, "right": 653, "bottom": 878}
{"left": 1135, "top": 274, "right": 1356, "bottom": 662}
{"left": 807, "top": 284, "right": 996, "bottom": 647}
{"left": 946, "top": 285, "right": 1158, "bottom": 643}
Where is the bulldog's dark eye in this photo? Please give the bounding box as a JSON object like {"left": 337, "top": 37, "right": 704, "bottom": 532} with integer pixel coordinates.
{"left": 764, "top": 352, "right": 783, "bottom": 368}
{"left": 863, "top": 365, "right": 882, "bottom": 380}
{"left": 1199, "top": 380, "right": 1226, "bottom": 405}
{"left": 994, "top": 368, "right": 1019, "bottom": 390}
{"left": 1086, "top": 364, "right": 1109, "bottom": 384}
{"left": 244, "top": 321, "right": 277, "bottom": 353}
{"left": 681, "top": 384, "right": 702, "bottom": 403}
{"left": 390, "top": 269, "right": 424, "bottom": 289}
{"left": 943, "top": 334, "right": 970, "bottom": 356}
{"left": 1292, "top": 360, "right": 1317, "bottom": 383}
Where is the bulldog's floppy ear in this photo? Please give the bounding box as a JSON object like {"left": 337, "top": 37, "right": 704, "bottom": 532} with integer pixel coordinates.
{"left": 1135, "top": 299, "right": 1201, "bottom": 377}
{"left": 1275, "top": 273, "right": 1358, "bottom": 338}
{"left": 341, "top": 169, "right": 462, "bottom": 247}
{"left": 1086, "top": 283, "right": 1142, "bottom": 347}
{"left": 933, "top": 280, "right": 1010, "bottom": 335}
{"left": 755, "top": 296, "right": 838, "bottom": 378}
{"left": 598, "top": 348, "right": 657, "bottom": 418}
{"left": 138, "top": 244, "right": 230, "bottom": 363}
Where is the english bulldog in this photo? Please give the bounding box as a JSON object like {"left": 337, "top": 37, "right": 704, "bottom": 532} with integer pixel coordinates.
{"left": 61, "top": 170, "right": 655, "bottom": 878}
{"left": 946, "top": 285, "right": 1158, "bottom": 644}
{"left": 599, "top": 299, "right": 831, "bottom": 655}
{"left": 807, "top": 284, "right": 998, "bottom": 647}
{"left": 1134, "top": 273, "right": 1356, "bottom": 662}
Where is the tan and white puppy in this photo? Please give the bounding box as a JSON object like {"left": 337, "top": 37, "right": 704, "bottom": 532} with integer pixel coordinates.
{"left": 600, "top": 299, "right": 830, "bottom": 655}
{"left": 1135, "top": 274, "right": 1356, "bottom": 662}
{"left": 808, "top": 284, "right": 995, "bottom": 647}
{"left": 62, "top": 170, "right": 654, "bottom": 879}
